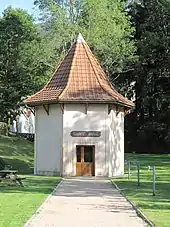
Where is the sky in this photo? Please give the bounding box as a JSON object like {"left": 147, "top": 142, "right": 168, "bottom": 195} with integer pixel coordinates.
{"left": 0, "top": 0, "right": 35, "bottom": 16}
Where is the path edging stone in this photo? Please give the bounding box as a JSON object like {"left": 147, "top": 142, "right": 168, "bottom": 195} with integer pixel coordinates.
{"left": 24, "top": 179, "right": 63, "bottom": 227}
{"left": 110, "top": 179, "right": 155, "bottom": 227}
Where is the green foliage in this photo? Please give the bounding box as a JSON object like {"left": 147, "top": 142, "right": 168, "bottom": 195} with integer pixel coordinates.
{"left": 0, "top": 1, "right": 136, "bottom": 120}
{"left": 126, "top": 0, "right": 170, "bottom": 153}
{"left": 34, "top": 0, "right": 136, "bottom": 90}
{"left": 79, "top": 0, "right": 136, "bottom": 76}
{"left": 0, "top": 122, "right": 8, "bottom": 135}
{"left": 0, "top": 7, "right": 54, "bottom": 121}
{"left": 0, "top": 0, "right": 169, "bottom": 154}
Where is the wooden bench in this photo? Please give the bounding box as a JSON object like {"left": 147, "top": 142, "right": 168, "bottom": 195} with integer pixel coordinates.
{"left": 0, "top": 158, "right": 26, "bottom": 186}
{"left": 16, "top": 177, "right": 26, "bottom": 187}
{"left": 0, "top": 171, "right": 26, "bottom": 187}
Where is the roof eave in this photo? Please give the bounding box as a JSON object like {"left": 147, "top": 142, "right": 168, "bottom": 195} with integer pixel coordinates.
{"left": 24, "top": 99, "right": 134, "bottom": 109}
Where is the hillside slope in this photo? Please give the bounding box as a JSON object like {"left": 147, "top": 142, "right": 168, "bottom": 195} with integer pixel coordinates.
{"left": 0, "top": 135, "right": 34, "bottom": 173}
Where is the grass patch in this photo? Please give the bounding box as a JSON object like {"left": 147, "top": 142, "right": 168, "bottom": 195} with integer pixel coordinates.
{"left": 0, "top": 175, "right": 61, "bottom": 227}
{"left": 0, "top": 136, "right": 61, "bottom": 226}
{"left": 113, "top": 153, "right": 170, "bottom": 227}
{"left": 0, "top": 135, "right": 34, "bottom": 174}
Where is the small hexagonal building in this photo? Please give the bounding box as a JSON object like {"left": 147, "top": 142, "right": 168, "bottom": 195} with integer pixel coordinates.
{"left": 25, "top": 34, "right": 134, "bottom": 177}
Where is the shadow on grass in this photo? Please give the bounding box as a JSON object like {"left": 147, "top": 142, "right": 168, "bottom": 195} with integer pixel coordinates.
{"left": 0, "top": 136, "right": 34, "bottom": 157}
{"left": 0, "top": 136, "right": 34, "bottom": 174}
{"left": 0, "top": 176, "right": 61, "bottom": 195}
{"left": 2, "top": 157, "right": 34, "bottom": 174}
{"left": 125, "top": 153, "right": 170, "bottom": 166}
{"left": 136, "top": 202, "right": 170, "bottom": 210}
{"left": 115, "top": 180, "right": 170, "bottom": 210}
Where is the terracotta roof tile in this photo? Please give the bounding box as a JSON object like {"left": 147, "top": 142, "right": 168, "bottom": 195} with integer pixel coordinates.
{"left": 24, "top": 34, "right": 134, "bottom": 108}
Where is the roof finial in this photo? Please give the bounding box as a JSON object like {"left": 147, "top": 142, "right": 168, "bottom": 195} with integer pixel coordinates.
{"left": 76, "top": 33, "right": 86, "bottom": 43}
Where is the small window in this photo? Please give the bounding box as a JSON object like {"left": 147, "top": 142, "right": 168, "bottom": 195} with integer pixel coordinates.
{"left": 84, "top": 146, "right": 93, "bottom": 163}
{"left": 76, "top": 146, "right": 81, "bottom": 162}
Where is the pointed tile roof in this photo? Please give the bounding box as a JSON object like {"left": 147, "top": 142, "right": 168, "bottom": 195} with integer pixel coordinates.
{"left": 24, "top": 33, "right": 134, "bottom": 108}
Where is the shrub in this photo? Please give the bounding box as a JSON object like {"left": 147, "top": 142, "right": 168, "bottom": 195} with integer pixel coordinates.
{"left": 0, "top": 157, "right": 11, "bottom": 170}
{"left": 0, "top": 122, "right": 8, "bottom": 135}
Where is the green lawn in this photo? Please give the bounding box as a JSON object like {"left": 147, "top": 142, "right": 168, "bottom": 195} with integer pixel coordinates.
{"left": 113, "top": 153, "right": 170, "bottom": 227}
{"left": 0, "top": 135, "right": 34, "bottom": 174}
{"left": 0, "top": 135, "right": 61, "bottom": 227}
{"left": 0, "top": 176, "right": 60, "bottom": 227}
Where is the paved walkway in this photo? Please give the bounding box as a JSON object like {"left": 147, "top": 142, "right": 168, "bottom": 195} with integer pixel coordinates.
{"left": 24, "top": 178, "right": 147, "bottom": 227}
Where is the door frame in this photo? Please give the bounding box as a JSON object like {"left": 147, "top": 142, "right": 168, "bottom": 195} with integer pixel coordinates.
{"left": 76, "top": 145, "right": 95, "bottom": 176}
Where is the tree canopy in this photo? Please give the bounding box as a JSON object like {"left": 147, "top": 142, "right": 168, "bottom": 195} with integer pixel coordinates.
{"left": 34, "top": 0, "right": 136, "bottom": 90}
{"left": 0, "top": 0, "right": 169, "bottom": 153}
{"left": 0, "top": 7, "right": 54, "bottom": 121}
{"left": 125, "top": 0, "right": 170, "bottom": 153}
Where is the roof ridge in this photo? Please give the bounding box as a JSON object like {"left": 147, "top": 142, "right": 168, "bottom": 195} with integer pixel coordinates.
{"left": 46, "top": 41, "right": 76, "bottom": 89}
{"left": 44, "top": 59, "right": 63, "bottom": 89}
{"left": 83, "top": 43, "right": 130, "bottom": 102}
{"left": 58, "top": 43, "right": 77, "bottom": 100}
{"left": 24, "top": 34, "right": 134, "bottom": 108}
{"left": 24, "top": 60, "right": 63, "bottom": 103}
{"left": 82, "top": 42, "right": 116, "bottom": 100}
{"left": 24, "top": 43, "right": 76, "bottom": 104}
{"left": 76, "top": 33, "right": 86, "bottom": 43}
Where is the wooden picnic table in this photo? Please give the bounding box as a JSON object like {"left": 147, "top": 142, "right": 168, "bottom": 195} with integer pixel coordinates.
{"left": 0, "top": 169, "right": 17, "bottom": 174}
{"left": 0, "top": 169, "right": 25, "bottom": 186}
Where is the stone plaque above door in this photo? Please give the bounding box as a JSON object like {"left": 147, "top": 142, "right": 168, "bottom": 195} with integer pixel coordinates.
{"left": 70, "top": 131, "right": 101, "bottom": 137}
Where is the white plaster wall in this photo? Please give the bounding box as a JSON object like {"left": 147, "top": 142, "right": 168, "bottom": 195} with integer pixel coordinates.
{"left": 107, "top": 106, "right": 124, "bottom": 177}
{"left": 35, "top": 104, "right": 63, "bottom": 175}
{"left": 17, "top": 112, "right": 35, "bottom": 134}
{"left": 63, "top": 104, "right": 108, "bottom": 177}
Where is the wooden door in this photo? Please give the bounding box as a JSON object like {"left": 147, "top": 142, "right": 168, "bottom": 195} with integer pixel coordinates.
{"left": 76, "top": 146, "right": 95, "bottom": 176}
{"left": 76, "top": 146, "right": 83, "bottom": 176}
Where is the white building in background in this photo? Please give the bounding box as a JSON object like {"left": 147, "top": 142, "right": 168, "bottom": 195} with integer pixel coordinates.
{"left": 10, "top": 108, "right": 35, "bottom": 134}
{"left": 24, "top": 34, "right": 134, "bottom": 177}
{"left": 10, "top": 120, "right": 17, "bottom": 133}
{"left": 18, "top": 109, "right": 35, "bottom": 134}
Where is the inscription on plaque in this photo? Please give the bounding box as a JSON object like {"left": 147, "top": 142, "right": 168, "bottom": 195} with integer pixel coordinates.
{"left": 70, "top": 131, "right": 101, "bottom": 137}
